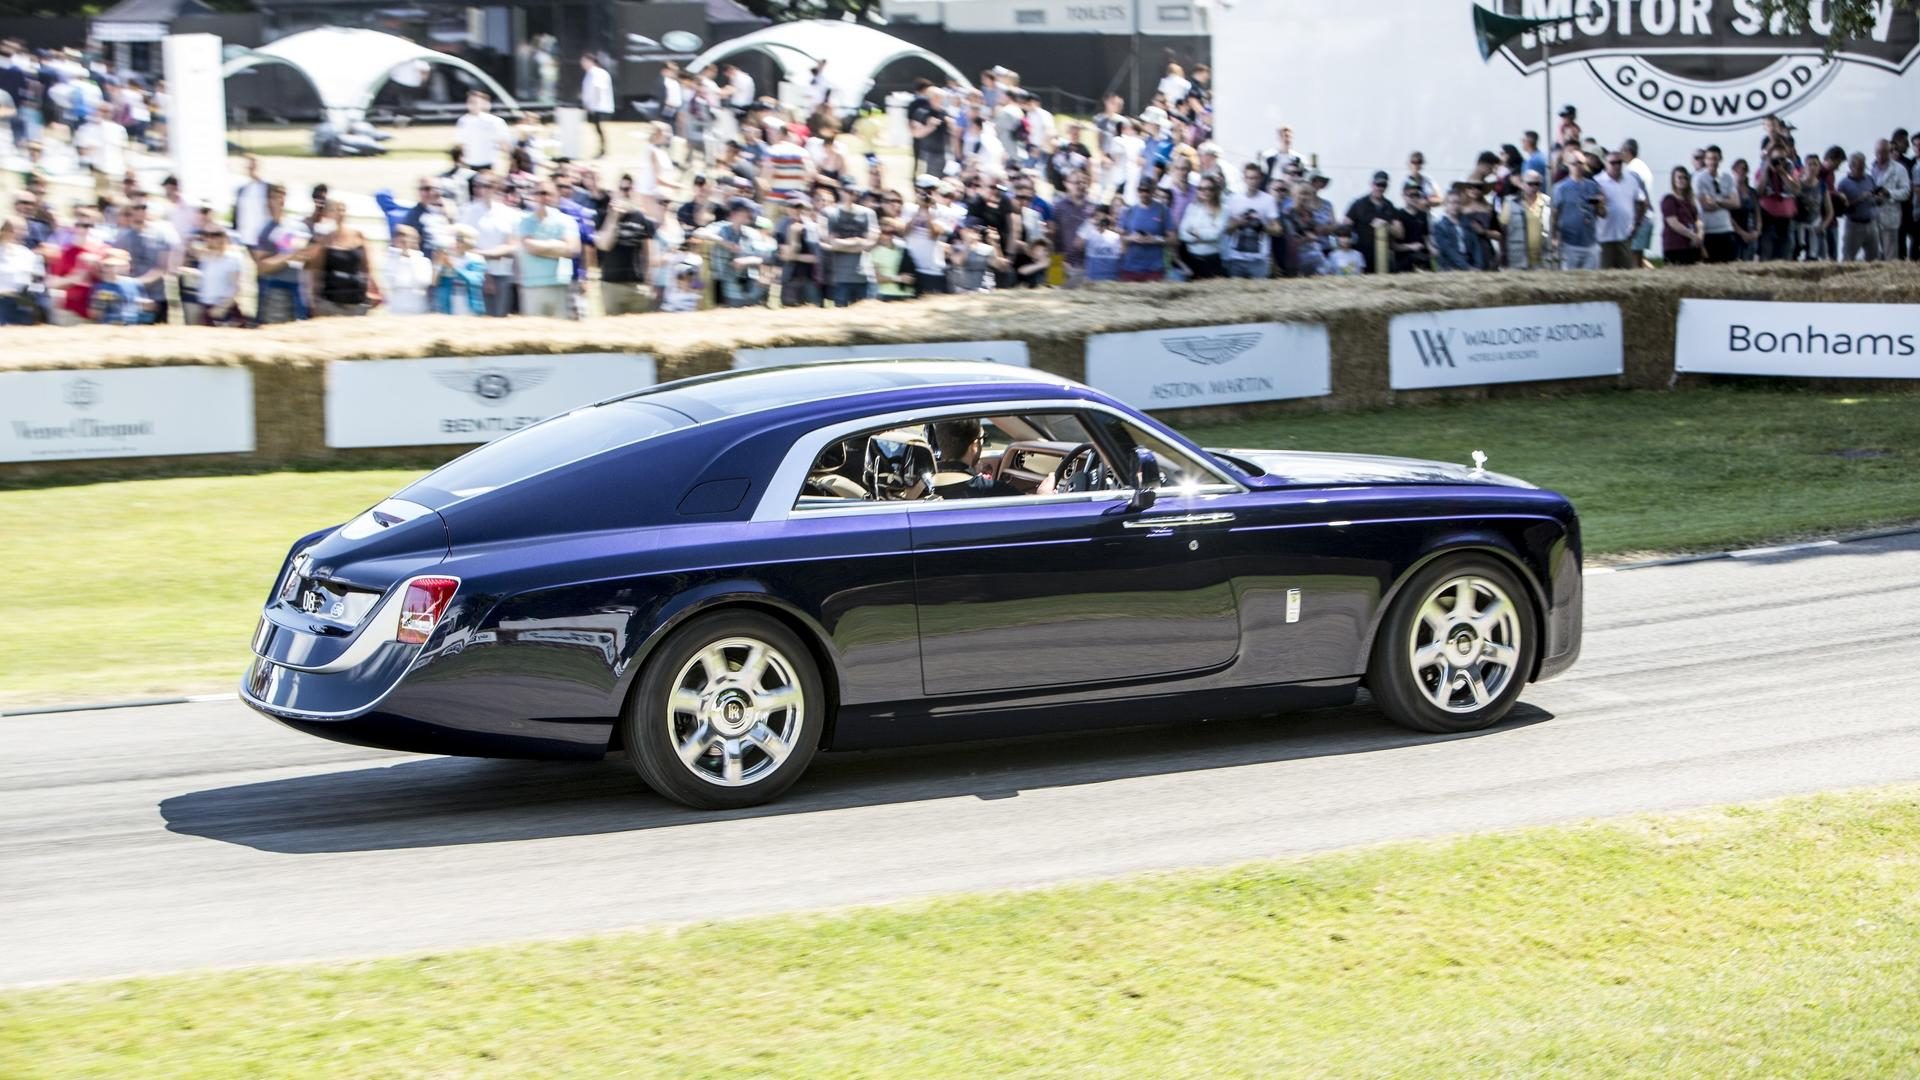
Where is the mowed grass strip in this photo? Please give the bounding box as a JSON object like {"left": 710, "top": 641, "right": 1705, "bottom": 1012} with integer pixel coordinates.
{"left": 4, "top": 387, "right": 1919, "bottom": 707}
{"left": 0, "top": 470, "right": 421, "bottom": 709}
{"left": 4, "top": 786, "right": 1919, "bottom": 1079}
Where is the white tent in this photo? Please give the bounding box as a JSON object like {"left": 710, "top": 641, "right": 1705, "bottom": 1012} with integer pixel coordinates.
{"left": 687, "top": 20, "right": 970, "bottom": 110}
{"left": 222, "top": 27, "right": 519, "bottom": 126}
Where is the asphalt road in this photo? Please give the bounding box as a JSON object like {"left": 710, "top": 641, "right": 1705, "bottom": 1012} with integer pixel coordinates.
{"left": 6, "top": 533, "right": 1920, "bottom": 987}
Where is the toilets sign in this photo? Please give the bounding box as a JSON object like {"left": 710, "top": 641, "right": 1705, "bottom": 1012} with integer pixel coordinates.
{"left": 1482, "top": 0, "right": 1920, "bottom": 128}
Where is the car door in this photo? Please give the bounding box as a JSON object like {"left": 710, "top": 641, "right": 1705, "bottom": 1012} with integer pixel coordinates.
{"left": 908, "top": 441, "right": 1244, "bottom": 698}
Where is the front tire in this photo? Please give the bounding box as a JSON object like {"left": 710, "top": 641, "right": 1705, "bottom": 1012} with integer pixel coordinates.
{"left": 624, "top": 611, "right": 824, "bottom": 809}
{"left": 1368, "top": 556, "right": 1537, "bottom": 734}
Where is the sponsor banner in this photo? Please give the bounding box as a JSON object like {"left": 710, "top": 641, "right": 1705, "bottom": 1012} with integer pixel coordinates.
{"left": 1, "top": 366, "right": 254, "bottom": 463}
{"left": 1083, "top": 322, "right": 1332, "bottom": 408}
{"left": 1389, "top": 302, "right": 1624, "bottom": 390}
{"left": 732, "top": 340, "right": 1031, "bottom": 369}
{"left": 325, "top": 354, "right": 657, "bottom": 448}
{"left": 1675, "top": 299, "right": 1920, "bottom": 378}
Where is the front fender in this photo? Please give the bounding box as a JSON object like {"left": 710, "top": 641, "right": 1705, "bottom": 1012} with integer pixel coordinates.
{"left": 1355, "top": 520, "right": 1570, "bottom": 679}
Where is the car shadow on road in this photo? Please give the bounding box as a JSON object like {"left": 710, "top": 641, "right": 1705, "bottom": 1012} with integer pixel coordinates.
{"left": 160, "top": 699, "right": 1554, "bottom": 854}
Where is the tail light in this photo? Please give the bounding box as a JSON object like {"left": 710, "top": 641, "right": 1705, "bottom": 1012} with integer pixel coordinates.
{"left": 396, "top": 577, "right": 459, "bottom": 645}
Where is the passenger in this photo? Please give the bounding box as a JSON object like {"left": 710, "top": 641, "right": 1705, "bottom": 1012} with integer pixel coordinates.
{"left": 931, "top": 419, "right": 1058, "bottom": 499}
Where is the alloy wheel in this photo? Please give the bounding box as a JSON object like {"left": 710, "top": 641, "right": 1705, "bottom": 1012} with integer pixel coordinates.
{"left": 666, "top": 636, "right": 806, "bottom": 787}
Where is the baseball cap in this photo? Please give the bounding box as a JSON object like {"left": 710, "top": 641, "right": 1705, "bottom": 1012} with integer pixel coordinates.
{"left": 914, "top": 173, "right": 940, "bottom": 190}
{"left": 1371, "top": 170, "right": 1390, "bottom": 185}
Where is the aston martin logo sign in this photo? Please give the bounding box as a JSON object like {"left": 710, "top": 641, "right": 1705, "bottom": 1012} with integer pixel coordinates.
{"left": 1159, "top": 333, "right": 1263, "bottom": 366}
{"left": 1481, "top": 0, "right": 1920, "bottom": 129}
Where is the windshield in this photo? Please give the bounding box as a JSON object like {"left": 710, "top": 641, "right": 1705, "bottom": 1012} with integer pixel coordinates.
{"left": 399, "top": 399, "right": 691, "bottom": 506}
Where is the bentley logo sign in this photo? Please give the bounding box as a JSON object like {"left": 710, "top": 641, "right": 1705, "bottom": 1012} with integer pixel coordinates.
{"left": 1159, "top": 332, "right": 1262, "bottom": 366}
{"left": 1480, "top": 0, "right": 1920, "bottom": 129}
{"left": 433, "top": 367, "right": 553, "bottom": 406}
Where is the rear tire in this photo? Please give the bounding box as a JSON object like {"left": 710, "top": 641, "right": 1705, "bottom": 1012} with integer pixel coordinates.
{"left": 624, "top": 611, "right": 824, "bottom": 809}
{"left": 1367, "top": 556, "right": 1537, "bottom": 734}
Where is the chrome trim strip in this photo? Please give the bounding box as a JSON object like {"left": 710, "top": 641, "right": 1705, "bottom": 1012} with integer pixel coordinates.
{"left": 253, "top": 575, "right": 459, "bottom": 674}
{"left": 753, "top": 397, "right": 1244, "bottom": 523}
{"left": 1122, "top": 512, "right": 1238, "bottom": 529}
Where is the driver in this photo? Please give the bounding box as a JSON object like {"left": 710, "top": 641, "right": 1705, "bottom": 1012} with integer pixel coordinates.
{"left": 931, "top": 419, "right": 1058, "bottom": 499}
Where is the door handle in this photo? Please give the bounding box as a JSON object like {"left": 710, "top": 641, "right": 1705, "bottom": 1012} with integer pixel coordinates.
{"left": 1123, "top": 512, "right": 1237, "bottom": 529}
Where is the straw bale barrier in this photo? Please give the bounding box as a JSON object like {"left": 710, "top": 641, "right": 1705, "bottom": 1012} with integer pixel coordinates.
{"left": 4, "top": 262, "right": 1917, "bottom": 486}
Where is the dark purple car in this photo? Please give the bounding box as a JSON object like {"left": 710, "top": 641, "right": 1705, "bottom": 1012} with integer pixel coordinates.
{"left": 244, "top": 360, "right": 1582, "bottom": 808}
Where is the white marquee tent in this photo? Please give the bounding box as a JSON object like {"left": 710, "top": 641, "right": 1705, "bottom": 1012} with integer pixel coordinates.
{"left": 686, "top": 20, "right": 970, "bottom": 109}
{"left": 222, "top": 27, "right": 519, "bottom": 126}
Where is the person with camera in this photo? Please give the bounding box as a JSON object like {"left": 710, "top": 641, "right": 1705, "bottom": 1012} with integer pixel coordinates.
{"left": 1755, "top": 148, "right": 1802, "bottom": 261}
{"left": 1834, "top": 152, "right": 1881, "bottom": 262}
{"left": 1869, "top": 139, "right": 1911, "bottom": 262}
{"left": 1221, "top": 162, "right": 1278, "bottom": 279}
{"left": 595, "top": 173, "right": 657, "bottom": 315}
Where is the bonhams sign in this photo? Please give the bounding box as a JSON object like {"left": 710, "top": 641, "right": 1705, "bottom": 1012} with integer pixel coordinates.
{"left": 1483, "top": 0, "right": 1920, "bottom": 128}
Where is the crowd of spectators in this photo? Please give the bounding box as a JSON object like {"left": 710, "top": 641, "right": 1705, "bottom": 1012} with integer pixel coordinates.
{"left": 0, "top": 36, "right": 1915, "bottom": 328}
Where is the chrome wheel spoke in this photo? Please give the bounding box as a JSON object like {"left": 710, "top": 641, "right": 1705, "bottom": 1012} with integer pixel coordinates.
{"left": 745, "top": 722, "right": 789, "bottom": 764}
{"left": 1418, "top": 600, "right": 1451, "bottom": 636}
{"left": 740, "top": 643, "right": 769, "bottom": 688}
{"left": 669, "top": 688, "right": 704, "bottom": 715}
{"left": 719, "top": 738, "right": 745, "bottom": 783}
{"left": 757, "top": 686, "right": 800, "bottom": 715}
{"left": 1472, "top": 597, "right": 1507, "bottom": 636}
{"left": 697, "top": 645, "right": 730, "bottom": 686}
{"left": 1411, "top": 642, "right": 1447, "bottom": 670}
{"left": 1424, "top": 662, "right": 1455, "bottom": 707}
{"left": 676, "top": 721, "right": 717, "bottom": 765}
{"left": 1467, "top": 671, "right": 1492, "bottom": 708}
{"left": 1451, "top": 580, "right": 1478, "bottom": 619}
{"left": 1481, "top": 641, "right": 1518, "bottom": 668}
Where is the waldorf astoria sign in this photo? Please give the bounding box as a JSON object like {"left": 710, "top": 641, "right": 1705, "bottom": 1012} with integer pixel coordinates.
{"left": 1483, "top": 0, "right": 1920, "bottom": 128}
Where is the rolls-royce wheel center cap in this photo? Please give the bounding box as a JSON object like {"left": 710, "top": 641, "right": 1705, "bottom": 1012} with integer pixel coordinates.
{"left": 1450, "top": 628, "right": 1479, "bottom": 657}
{"left": 711, "top": 691, "right": 752, "bottom": 735}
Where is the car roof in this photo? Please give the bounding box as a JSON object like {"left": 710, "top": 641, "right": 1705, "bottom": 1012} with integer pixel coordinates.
{"left": 622, "top": 359, "right": 1080, "bottom": 424}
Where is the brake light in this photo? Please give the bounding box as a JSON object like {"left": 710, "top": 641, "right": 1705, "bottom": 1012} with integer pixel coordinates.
{"left": 396, "top": 577, "right": 459, "bottom": 645}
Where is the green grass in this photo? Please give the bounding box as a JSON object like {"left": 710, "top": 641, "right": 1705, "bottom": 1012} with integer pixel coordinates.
{"left": 4, "top": 387, "right": 1918, "bottom": 708}
{"left": 0, "top": 471, "right": 419, "bottom": 709}
{"left": 1185, "top": 387, "right": 1920, "bottom": 555}
{"left": 4, "top": 785, "right": 1919, "bottom": 1078}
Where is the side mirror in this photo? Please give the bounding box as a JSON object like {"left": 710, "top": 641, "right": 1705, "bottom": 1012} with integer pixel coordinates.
{"left": 1129, "top": 447, "right": 1158, "bottom": 511}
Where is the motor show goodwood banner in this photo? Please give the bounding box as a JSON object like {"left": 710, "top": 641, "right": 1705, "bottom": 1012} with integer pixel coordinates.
{"left": 1213, "top": 2, "right": 1919, "bottom": 224}
{"left": 1, "top": 366, "right": 254, "bottom": 463}
{"left": 732, "top": 341, "right": 1031, "bottom": 369}
{"left": 1083, "top": 322, "right": 1332, "bottom": 408}
{"left": 324, "top": 354, "right": 657, "bottom": 448}
{"left": 1389, "top": 302, "right": 1625, "bottom": 390}
{"left": 1675, "top": 299, "right": 1920, "bottom": 378}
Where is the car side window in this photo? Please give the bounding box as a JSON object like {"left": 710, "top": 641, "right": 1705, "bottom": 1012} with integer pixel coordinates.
{"left": 1102, "top": 419, "right": 1231, "bottom": 490}
{"left": 791, "top": 411, "right": 1115, "bottom": 510}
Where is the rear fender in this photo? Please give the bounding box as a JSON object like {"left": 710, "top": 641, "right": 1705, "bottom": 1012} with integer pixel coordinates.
{"left": 612, "top": 578, "right": 848, "bottom": 713}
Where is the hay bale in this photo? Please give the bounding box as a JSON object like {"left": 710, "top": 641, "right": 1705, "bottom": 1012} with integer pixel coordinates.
{"left": 4, "top": 263, "right": 1916, "bottom": 487}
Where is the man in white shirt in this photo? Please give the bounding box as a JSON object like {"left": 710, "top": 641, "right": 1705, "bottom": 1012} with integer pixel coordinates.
{"left": 580, "top": 53, "right": 615, "bottom": 159}
{"left": 1869, "top": 139, "right": 1912, "bottom": 262}
{"left": 233, "top": 153, "right": 269, "bottom": 246}
{"left": 724, "top": 64, "right": 754, "bottom": 113}
{"left": 455, "top": 91, "right": 510, "bottom": 171}
{"left": 1222, "top": 162, "right": 1280, "bottom": 278}
{"left": 1693, "top": 144, "right": 1738, "bottom": 262}
{"left": 461, "top": 174, "right": 525, "bottom": 316}
{"left": 1595, "top": 150, "right": 1647, "bottom": 270}
{"left": 72, "top": 113, "right": 127, "bottom": 191}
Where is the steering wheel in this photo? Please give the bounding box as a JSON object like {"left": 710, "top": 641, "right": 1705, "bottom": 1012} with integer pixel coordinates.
{"left": 1052, "top": 443, "right": 1111, "bottom": 494}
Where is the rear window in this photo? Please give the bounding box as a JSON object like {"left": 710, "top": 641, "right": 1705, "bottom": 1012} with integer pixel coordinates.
{"left": 400, "top": 399, "right": 690, "bottom": 504}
